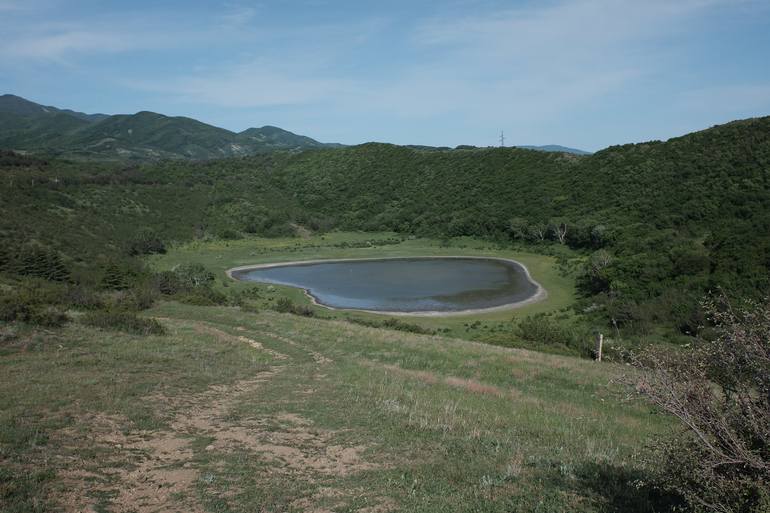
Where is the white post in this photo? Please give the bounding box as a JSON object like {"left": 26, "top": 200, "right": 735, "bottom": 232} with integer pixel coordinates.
{"left": 595, "top": 333, "right": 603, "bottom": 362}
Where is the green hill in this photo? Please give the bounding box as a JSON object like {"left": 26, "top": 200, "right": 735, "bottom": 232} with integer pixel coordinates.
{"left": 238, "top": 125, "right": 331, "bottom": 150}
{"left": 0, "top": 94, "right": 337, "bottom": 160}
{"left": 0, "top": 93, "right": 108, "bottom": 121}
{"left": 517, "top": 144, "right": 591, "bottom": 155}
{"left": 1, "top": 115, "right": 769, "bottom": 340}
{"left": 1, "top": 109, "right": 768, "bottom": 512}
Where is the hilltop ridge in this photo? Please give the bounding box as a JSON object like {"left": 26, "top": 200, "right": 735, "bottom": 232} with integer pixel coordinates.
{"left": 0, "top": 94, "right": 338, "bottom": 160}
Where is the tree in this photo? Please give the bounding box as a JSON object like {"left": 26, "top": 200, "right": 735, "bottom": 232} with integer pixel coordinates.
{"left": 173, "top": 263, "right": 214, "bottom": 288}
{"left": 13, "top": 244, "right": 69, "bottom": 282}
{"left": 127, "top": 228, "right": 166, "bottom": 256}
{"left": 529, "top": 222, "right": 547, "bottom": 242}
{"left": 626, "top": 295, "right": 770, "bottom": 512}
{"left": 0, "top": 241, "right": 14, "bottom": 273}
{"left": 549, "top": 219, "right": 568, "bottom": 244}
{"left": 590, "top": 224, "right": 610, "bottom": 248}
{"left": 101, "top": 261, "right": 131, "bottom": 290}
{"left": 508, "top": 217, "right": 529, "bottom": 241}
{"left": 41, "top": 250, "right": 70, "bottom": 281}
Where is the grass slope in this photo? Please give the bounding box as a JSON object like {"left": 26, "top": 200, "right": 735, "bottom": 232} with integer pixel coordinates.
{"left": 0, "top": 301, "right": 673, "bottom": 512}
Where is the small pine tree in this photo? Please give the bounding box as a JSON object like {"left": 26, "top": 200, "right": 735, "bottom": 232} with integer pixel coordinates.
{"left": 15, "top": 245, "right": 49, "bottom": 278}
{"left": 11, "top": 244, "right": 70, "bottom": 281}
{"left": 0, "top": 242, "right": 13, "bottom": 273}
{"left": 42, "top": 250, "right": 70, "bottom": 282}
{"left": 101, "top": 261, "right": 131, "bottom": 290}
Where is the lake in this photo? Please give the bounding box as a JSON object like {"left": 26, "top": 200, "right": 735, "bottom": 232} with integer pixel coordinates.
{"left": 229, "top": 257, "right": 541, "bottom": 314}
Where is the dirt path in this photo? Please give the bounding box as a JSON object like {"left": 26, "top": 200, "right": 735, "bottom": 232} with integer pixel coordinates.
{"left": 53, "top": 318, "right": 382, "bottom": 513}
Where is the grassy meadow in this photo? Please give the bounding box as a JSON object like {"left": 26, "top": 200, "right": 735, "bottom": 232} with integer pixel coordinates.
{"left": 0, "top": 231, "right": 682, "bottom": 512}
{"left": 1, "top": 298, "right": 674, "bottom": 512}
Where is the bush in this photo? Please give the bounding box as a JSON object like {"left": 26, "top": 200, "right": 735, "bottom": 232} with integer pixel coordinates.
{"left": 0, "top": 282, "right": 69, "bottom": 327}
{"left": 80, "top": 311, "right": 166, "bottom": 336}
{"left": 516, "top": 314, "right": 594, "bottom": 357}
{"left": 154, "top": 270, "right": 185, "bottom": 295}
{"left": 218, "top": 229, "right": 242, "bottom": 240}
{"left": 151, "top": 265, "right": 225, "bottom": 305}
{"left": 127, "top": 228, "right": 166, "bottom": 256}
{"left": 273, "top": 297, "right": 314, "bottom": 317}
{"left": 0, "top": 324, "right": 18, "bottom": 343}
{"left": 27, "top": 306, "right": 69, "bottom": 327}
{"left": 10, "top": 245, "right": 70, "bottom": 282}
{"left": 627, "top": 295, "right": 770, "bottom": 512}
{"left": 118, "top": 284, "right": 158, "bottom": 311}
{"left": 100, "top": 261, "right": 133, "bottom": 290}
{"left": 172, "top": 263, "right": 215, "bottom": 288}
{"left": 175, "top": 287, "right": 227, "bottom": 306}
{"left": 346, "top": 317, "right": 435, "bottom": 335}
{"left": 64, "top": 285, "right": 104, "bottom": 310}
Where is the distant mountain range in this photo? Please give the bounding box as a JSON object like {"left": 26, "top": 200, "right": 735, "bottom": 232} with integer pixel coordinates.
{"left": 0, "top": 94, "right": 339, "bottom": 160}
{"left": 416, "top": 144, "right": 591, "bottom": 155}
{"left": 0, "top": 94, "right": 590, "bottom": 160}
{"left": 516, "top": 145, "right": 591, "bottom": 155}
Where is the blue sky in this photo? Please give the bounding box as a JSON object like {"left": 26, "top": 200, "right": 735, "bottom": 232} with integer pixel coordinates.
{"left": 1, "top": 0, "right": 769, "bottom": 151}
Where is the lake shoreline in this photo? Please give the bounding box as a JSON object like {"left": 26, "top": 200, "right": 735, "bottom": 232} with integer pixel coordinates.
{"left": 226, "top": 256, "right": 547, "bottom": 317}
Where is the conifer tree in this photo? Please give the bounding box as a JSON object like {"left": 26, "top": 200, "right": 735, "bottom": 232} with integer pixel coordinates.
{"left": 0, "top": 242, "right": 13, "bottom": 273}
{"left": 42, "top": 250, "right": 70, "bottom": 282}
{"left": 101, "top": 261, "right": 130, "bottom": 290}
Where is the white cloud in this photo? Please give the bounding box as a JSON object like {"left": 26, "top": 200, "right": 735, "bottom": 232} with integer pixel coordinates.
{"left": 129, "top": 62, "right": 356, "bottom": 108}
{"left": 1, "top": 30, "right": 141, "bottom": 60}
{"left": 219, "top": 4, "right": 260, "bottom": 29}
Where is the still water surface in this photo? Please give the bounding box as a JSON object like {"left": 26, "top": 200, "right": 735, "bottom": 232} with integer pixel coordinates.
{"left": 231, "top": 257, "right": 539, "bottom": 313}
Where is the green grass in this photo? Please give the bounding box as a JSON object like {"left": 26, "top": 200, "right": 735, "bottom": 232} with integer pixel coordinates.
{"left": 0, "top": 301, "right": 675, "bottom": 512}
{"left": 148, "top": 232, "right": 580, "bottom": 344}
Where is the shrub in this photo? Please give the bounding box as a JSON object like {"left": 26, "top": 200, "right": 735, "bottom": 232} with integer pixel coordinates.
{"left": 10, "top": 245, "right": 70, "bottom": 282}
{"left": 175, "top": 287, "right": 227, "bottom": 306}
{"left": 264, "top": 223, "right": 296, "bottom": 238}
{"left": 380, "top": 318, "right": 434, "bottom": 334}
{"left": 274, "top": 297, "right": 294, "bottom": 313}
{"left": 0, "top": 324, "right": 18, "bottom": 343}
{"left": 172, "top": 263, "right": 215, "bottom": 288}
{"left": 80, "top": 310, "right": 166, "bottom": 336}
{"left": 228, "top": 286, "right": 262, "bottom": 308}
{"left": 100, "top": 261, "right": 133, "bottom": 290}
{"left": 345, "top": 316, "right": 436, "bottom": 335}
{"left": 119, "top": 284, "right": 158, "bottom": 311}
{"left": 627, "top": 295, "right": 770, "bottom": 512}
{"left": 154, "top": 270, "right": 185, "bottom": 295}
{"left": 27, "top": 306, "right": 69, "bottom": 328}
{"left": 218, "top": 229, "right": 242, "bottom": 240}
{"left": 273, "top": 297, "right": 314, "bottom": 317}
{"left": 127, "top": 228, "right": 166, "bottom": 256}
{"left": 516, "top": 314, "right": 594, "bottom": 357}
{"left": 0, "top": 282, "right": 69, "bottom": 327}
{"left": 64, "top": 285, "right": 104, "bottom": 310}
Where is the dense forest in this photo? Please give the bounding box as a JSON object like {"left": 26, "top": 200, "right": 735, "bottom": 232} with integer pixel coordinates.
{"left": 1, "top": 116, "right": 769, "bottom": 340}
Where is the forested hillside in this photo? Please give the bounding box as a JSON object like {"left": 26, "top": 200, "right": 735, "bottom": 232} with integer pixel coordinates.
{"left": 1, "top": 116, "right": 768, "bottom": 339}
{"left": 0, "top": 94, "right": 335, "bottom": 160}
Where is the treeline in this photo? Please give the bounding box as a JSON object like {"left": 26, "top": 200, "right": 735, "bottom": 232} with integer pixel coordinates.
{"left": 267, "top": 118, "right": 770, "bottom": 338}
{"left": 1, "top": 116, "right": 769, "bottom": 340}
